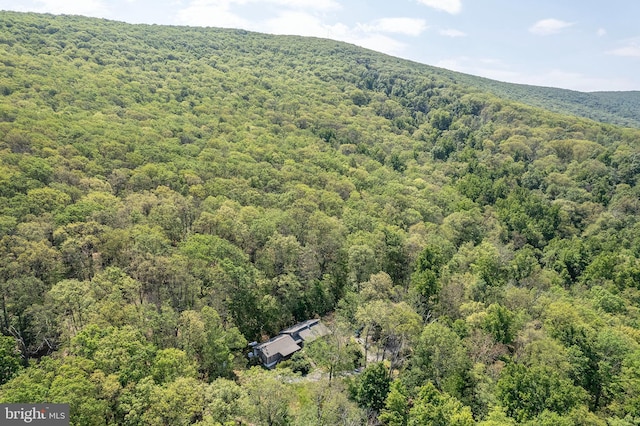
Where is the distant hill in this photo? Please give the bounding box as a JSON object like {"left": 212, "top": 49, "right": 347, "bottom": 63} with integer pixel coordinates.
{"left": 2, "top": 11, "right": 640, "bottom": 426}
{"left": 447, "top": 73, "right": 640, "bottom": 128}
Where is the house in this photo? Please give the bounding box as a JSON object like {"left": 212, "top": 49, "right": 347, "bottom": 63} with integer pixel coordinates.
{"left": 252, "top": 319, "right": 331, "bottom": 368}
{"left": 279, "top": 318, "right": 330, "bottom": 345}
{"left": 253, "top": 334, "right": 301, "bottom": 369}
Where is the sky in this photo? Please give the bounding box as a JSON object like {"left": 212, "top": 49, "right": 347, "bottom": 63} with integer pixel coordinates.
{"left": 1, "top": 0, "right": 639, "bottom": 92}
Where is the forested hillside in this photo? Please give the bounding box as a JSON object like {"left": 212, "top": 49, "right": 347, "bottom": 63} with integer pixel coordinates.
{"left": 447, "top": 75, "right": 640, "bottom": 129}
{"left": 1, "top": 11, "right": 640, "bottom": 425}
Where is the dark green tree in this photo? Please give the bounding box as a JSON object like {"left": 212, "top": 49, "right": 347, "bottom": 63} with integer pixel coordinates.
{"left": 0, "top": 336, "right": 22, "bottom": 385}
{"left": 350, "top": 362, "right": 390, "bottom": 412}
{"left": 496, "top": 363, "right": 587, "bottom": 422}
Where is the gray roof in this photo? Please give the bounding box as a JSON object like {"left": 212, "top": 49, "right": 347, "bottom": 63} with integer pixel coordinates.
{"left": 298, "top": 322, "right": 330, "bottom": 343}
{"left": 279, "top": 319, "right": 321, "bottom": 336}
{"left": 256, "top": 334, "right": 300, "bottom": 359}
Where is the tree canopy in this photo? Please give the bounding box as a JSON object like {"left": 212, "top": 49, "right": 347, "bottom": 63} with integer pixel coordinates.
{"left": 1, "top": 10, "right": 640, "bottom": 425}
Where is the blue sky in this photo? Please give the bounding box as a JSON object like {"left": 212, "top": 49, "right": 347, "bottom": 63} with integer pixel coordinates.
{"left": 1, "top": 0, "right": 639, "bottom": 92}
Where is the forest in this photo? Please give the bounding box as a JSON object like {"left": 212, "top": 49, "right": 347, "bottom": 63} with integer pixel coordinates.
{"left": 452, "top": 74, "right": 640, "bottom": 129}
{"left": 1, "top": 10, "right": 640, "bottom": 425}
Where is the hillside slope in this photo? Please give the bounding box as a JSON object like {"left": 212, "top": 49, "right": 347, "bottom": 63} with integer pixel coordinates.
{"left": 1, "top": 11, "right": 640, "bottom": 425}
{"left": 450, "top": 73, "right": 640, "bottom": 128}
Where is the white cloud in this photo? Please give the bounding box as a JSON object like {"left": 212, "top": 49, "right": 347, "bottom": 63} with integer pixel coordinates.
{"left": 439, "top": 28, "right": 466, "bottom": 37}
{"left": 608, "top": 46, "right": 640, "bottom": 58}
{"left": 266, "top": 0, "right": 340, "bottom": 11}
{"left": 517, "top": 70, "right": 621, "bottom": 91}
{"left": 416, "top": 0, "right": 461, "bottom": 14}
{"left": 264, "top": 11, "right": 329, "bottom": 37}
{"left": 525, "top": 70, "right": 635, "bottom": 92}
{"left": 330, "top": 19, "right": 413, "bottom": 55}
{"left": 608, "top": 39, "right": 640, "bottom": 58}
{"left": 529, "top": 18, "right": 573, "bottom": 36}
{"left": 28, "top": 0, "right": 108, "bottom": 16}
{"left": 263, "top": 12, "right": 408, "bottom": 55}
{"left": 177, "top": 0, "right": 340, "bottom": 28}
{"left": 341, "top": 32, "right": 406, "bottom": 56}
{"left": 177, "top": 0, "right": 415, "bottom": 56}
{"left": 177, "top": 1, "right": 252, "bottom": 28}
{"left": 358, "top": 18, "right": 428, "bottom": 37}
{"left": 597, "top": 28, "right": 606, "bottom": 37}
{"left": 435, "top": 56, "right": 512, "bottom": 78}
{"left": 434, "top": 56, "right": 468, "bottom": 71}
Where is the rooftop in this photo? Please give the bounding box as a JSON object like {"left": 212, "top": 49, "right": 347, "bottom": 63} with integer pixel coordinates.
{"left": 279, "top": 318, "right": 321, "bottom": 335}
{"left": 255, "top": 334, "right": 300, "bottom": 359}
{"left": 298, "top": 322, "right": 330, "bottom": 343}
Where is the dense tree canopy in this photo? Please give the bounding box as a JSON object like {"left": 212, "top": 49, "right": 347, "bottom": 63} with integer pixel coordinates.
{"left": 1, "top": 11, "right": 640, "bottom": 425}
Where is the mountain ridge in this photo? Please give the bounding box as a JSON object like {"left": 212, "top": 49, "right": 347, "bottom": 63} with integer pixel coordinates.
{"left": 1, "top": 11, "right": 640, "bottom": 425}
{"left": 2, "top": 10, "right": 639, "bottom": 128}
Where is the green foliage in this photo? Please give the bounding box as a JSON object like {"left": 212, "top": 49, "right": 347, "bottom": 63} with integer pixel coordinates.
{"left": 379, "top": 380, "right": 409, "bottom": 426}
{"left": 72, "top": 325, "right": 157, "bottom": 386}
{"left": 609, "top": 350, "right": 640, "bottom": 419}
{"left": 410, "top": 244, "right": 446, "bottom": 313}
{"left": 277, "top": 351, "right": 311, "bottom": 376}
{"left": 306, "top": 328, "right": 357, "bottom": 382}
{"left": 481, "top": 303, "right": 516, "bottom": 345}
{"left": 151, "top": 348, "right": 197, "bottom": 384}
{"left": 497, "top": 188, "right": 560, "bottom": 249}
{"left": 0, "top": 357, "right": 112, "bottom": 425}
{"left": 408, "top": 382, "right": 474, "bottom": 426}
{"left": 463, "top": 78, "right": 640, "bottom": 128}
{"left": 477, "top": 406, "right": 516, "bottom": 426}
{"left": 0, "top": 10, "right": 640, "bottom": 425}
{"left": 202, "top": 378, "right": 249, "bottom": 425}
{"left": 0, "top": 336, "right": 22, "bottom": 385}
{"left": 241, "top": 367, "right": 292, "bottom": 426}
{"left": 497, "top": 363, "right": 587, "bottom": 422}
{"left": 349, "top": 362, "right": 391, "bottom": 412}
{"left": 296, "top": 379, "right": 365, "bottom": 426}
{"left": 176, "top": 307, "right": 246, "bottom": 380}
{"left": 407, "top": 322, "right": 469, "bottom": 397}
{"left": 140, "top": 377, "right": 206, "bottom": 425}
